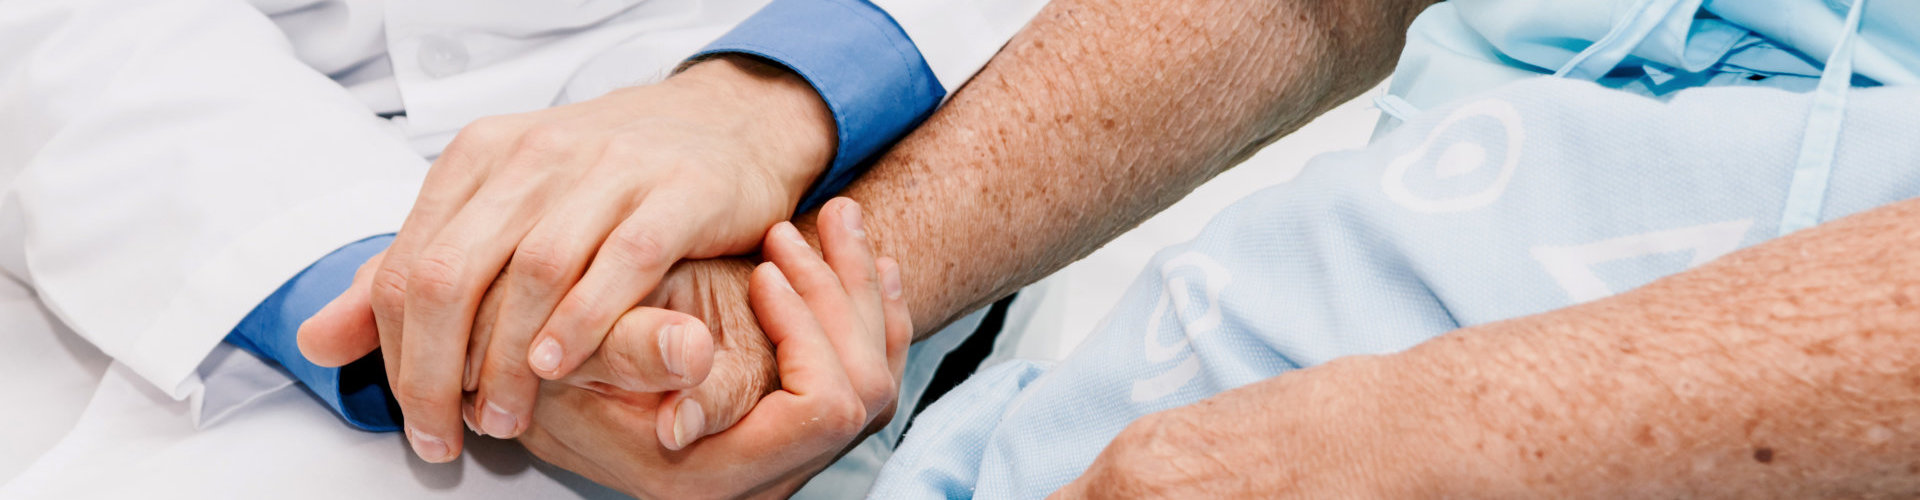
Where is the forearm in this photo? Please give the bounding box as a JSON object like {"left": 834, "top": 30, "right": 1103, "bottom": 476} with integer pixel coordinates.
{"left": 1398, "top": 198, "right": 1920, "bottom": 497}
{"left": 802, "top": 0, "right": 1433, "bottom": 337}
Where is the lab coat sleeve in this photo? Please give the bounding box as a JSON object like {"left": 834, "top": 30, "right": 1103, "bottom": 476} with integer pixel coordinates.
{"left": 869, "top": 0, "right": 1051, "bottom": 99}
{"left": 695, "top": 0, "right": 1049, "bottom": 212}
{"left": 225, "top": 235, "right": 401, "bottom": 432}
{"left": 0, "top": 0, "right": 427, "bottom": 402}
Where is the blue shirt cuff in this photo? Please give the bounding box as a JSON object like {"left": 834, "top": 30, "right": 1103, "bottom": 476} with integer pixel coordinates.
{"left": 224, "top": 235, "right": 400, "bottom": 432}
{"left": 695, "top": 0, "right": 945, "bottom": 213}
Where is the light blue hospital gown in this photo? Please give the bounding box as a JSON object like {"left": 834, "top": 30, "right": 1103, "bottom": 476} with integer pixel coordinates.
{"left": 870, "top": 1, "right": 1920, "bottom": 498}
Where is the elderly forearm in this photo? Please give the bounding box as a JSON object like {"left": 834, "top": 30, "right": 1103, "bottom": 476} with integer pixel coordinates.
{"left": 1395, "top": 198, "right": 1920, "bottom": 498}
{"left": 799, "top": 0, "right": 1434, "bottom": 336}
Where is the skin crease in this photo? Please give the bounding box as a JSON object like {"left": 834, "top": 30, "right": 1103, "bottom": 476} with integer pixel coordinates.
{"left": 1055, "top": 198, "right": 1920, "bottom": 499}
{"left": 516, "top": 204, "right": 911, "bottom": 500}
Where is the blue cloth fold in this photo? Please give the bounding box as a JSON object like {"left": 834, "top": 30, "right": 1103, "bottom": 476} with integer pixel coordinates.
{"left": 225, "top": 234, "right": 399, "bottom": 431}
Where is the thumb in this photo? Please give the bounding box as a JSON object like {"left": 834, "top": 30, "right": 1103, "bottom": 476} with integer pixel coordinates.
{"left": 649, "top": 334, "right": 774, "bottom": 452}
{"left": 560, "top": 306, "right": 716, "bottom": 393}
{"left": 298, "top": 251, "right": 388, "bottom": 367}
{"left": 652, "top": 262, "right": 807, "bottom": 452}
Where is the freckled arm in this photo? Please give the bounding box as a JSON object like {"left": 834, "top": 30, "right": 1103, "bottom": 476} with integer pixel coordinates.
{"left": 795, "top": 0, "right": 1436, "bottom": 339}
{"left": 1389, "top": 197, "right": 1920, "bottom": 497}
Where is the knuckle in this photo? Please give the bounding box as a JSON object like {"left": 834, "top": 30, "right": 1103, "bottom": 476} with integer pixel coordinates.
{"left": 602, "top": 225, "right": 668, "bottom": 271}
{"left": 446, "top": 118, "right": 511, "bottom": 158}
{"left": 516, "top": 125, "right": 576, "bottom": 156}
{"left": 408, "top": 246, "right": 470, "bottom": 303}
{"left": 860, "top": 378, "right": 900, "bottom": 416}
{"left": 603, "top": 315, "right": 656, "bottom": 384}
{"left": 867, "top": 403, "right": 896, "bottom": 430}
{"left": 814, "top": 393, "right": 868, "bottom": 437}
{"left": 393, "top": 379, "right": 455, "bottom": 410}
{"left": 510, "top": 240, "right": 574, "bottom": 288}
{"left": 600, "top": 134, "right": 659, "bottom": 164}
{"left": 458, "top": 116, "right": 515, "bottom": 143}
{"left": 602, "top": 338, "right": 648, "bottom": 389}
{"left": 553, "top": 290, "right": 614, "bottom": 331}
{"left": 483, "top": 348, "right": 539, "bottom": 385}
{"left": 370, "top": 265, "right": 411, "bottom": 308}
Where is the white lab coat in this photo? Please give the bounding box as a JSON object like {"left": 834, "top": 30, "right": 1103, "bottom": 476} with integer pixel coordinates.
{"left": 0, "top": 0, "right": 1045, "bottom": 497}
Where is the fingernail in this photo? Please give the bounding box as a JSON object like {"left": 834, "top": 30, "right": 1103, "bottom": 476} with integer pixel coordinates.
{"left": 882, "top": 264, "right": 903, "bottom": 300}
{"left": 670, "top": 398, "right": 705, "bottom": 451}
{"left": 530, "top": 338, "right": 562, "bottom": 373}
{"left": 770, "top": 266, "right": 795, "bottom": 293}
{"left": 779, "top": 222, "right": 809, "bottom": 248}
{"left": 481, "top": 401, "right": 518, "bottom": 438}
{"left": 462, "top": 360, "right": 478, "bottom": 391}
{"left": 462, "top": 402, "right": 480, "bottom": 434}
{"left": 406, "top": 425, "right": 451, "bottom": 462}
{"left": 841, "top": 201, "right": 866, "bottom": 238}
{"left": 658, "top": 324, "right": 689, "bottom": 382}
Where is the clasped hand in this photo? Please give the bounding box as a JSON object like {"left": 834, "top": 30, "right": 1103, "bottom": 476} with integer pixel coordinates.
{"left": 297, "top": 56, "right": 905, "bottom": 498}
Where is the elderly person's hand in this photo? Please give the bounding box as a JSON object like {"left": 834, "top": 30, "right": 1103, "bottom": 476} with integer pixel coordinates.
{"left": 519, "top": 202, "right": 910, "bottom": 498}
{"left": 296, "top": 55, "right": 837, "bottom": 462}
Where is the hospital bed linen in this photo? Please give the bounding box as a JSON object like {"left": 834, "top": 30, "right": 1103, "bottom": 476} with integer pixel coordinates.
{"left": 875, "top": 73, "right": 1920, "bottom": 500}
{"left": 874, "top": 1, "right": 1920, "bottom": 496}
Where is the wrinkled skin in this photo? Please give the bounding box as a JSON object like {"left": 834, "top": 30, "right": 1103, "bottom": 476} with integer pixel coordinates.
{"left": 523, "top": 258, "right": 779, "bottom": 451}
{"left": 509, "top": 205, "right": 911, "bottom": 499}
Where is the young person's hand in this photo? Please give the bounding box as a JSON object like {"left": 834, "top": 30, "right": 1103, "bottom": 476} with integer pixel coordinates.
{"left": 297, "top": 55, "right": 837, "bottom": 462}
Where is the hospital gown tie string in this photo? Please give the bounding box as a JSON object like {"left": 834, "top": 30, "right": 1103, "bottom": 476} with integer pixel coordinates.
{"left": 1554, "top": 0, "right": 1868, "bottom": 236}
{"left": 1778, "top": 0, "right": 1867, "bottom": 236}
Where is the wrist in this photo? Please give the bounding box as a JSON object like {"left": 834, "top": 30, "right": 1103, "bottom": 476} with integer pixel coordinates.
{"left": 669, "top": 55, "right": 837, "bottom": 206}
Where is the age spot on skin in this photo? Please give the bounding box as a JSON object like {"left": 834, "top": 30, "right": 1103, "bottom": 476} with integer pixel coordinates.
{"left": 1635, "top": 425, "right": 1657, "bottom": 447}
{"left": 1753, "top": 447, "right": 1774, "bottom": 464}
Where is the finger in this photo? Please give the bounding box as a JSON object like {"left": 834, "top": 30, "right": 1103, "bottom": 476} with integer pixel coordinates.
{"left": 814, "top": 199, "right": 889, "bottom": 373}
{"left": 657, "top": 263, "right": 854, "bottom": 452}
{"left": 559, "top": 307, "right": 714, "bottom": 393}
{"left": 876, "top": 257, "right": 911, "bottom": 385}
{"left": 472, "top": 186, "right": 630, "bottom": 437}
{"left": 764, "top": 219, "right": 893, "bottom": 415}
{"left": 818, "top": 198, "right": 883, "bottom": 326}
{"left": 368, "top": 124, "right": 502, "bottom": 365}
{"left": 299, "top": 251, "right": 389, "bottom": 367}
{"left": 532, "top": 192, "right": 702, "bottom": 380}
{"left": 368, "top": 116, "right": 521, "bottom": 414}
{"left": 760, "top": 222, "right": 849, "bottom": 323}
{"left": 462, "top": 272, "right": 510, "bottom": 391}
{"left": 395, "top": 177, "right": 556, "bottom": 463}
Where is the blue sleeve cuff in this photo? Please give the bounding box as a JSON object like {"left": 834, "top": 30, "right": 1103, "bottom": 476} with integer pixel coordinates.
{"left": 695, "top": 0, "right": 945, "bottom": 213}
{"left": 225, "top": 234, "right": 400, "bottom": 432}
